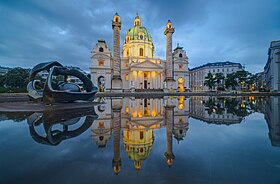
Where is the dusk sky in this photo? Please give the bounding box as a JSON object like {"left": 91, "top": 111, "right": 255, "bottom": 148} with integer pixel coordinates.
{"left": 0, "top": 0, "right": 279, "bottom": 73}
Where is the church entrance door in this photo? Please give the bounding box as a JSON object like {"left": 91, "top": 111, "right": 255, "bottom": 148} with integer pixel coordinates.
{"left": 144, "top": 80, "right": 148, "bottom": 89}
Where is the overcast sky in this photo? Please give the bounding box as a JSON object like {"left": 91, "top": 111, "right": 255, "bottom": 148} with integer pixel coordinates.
{"left": 0, "top": 0, "right": 279, "bottom": 73}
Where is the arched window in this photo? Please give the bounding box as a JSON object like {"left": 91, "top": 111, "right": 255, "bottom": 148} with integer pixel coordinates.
{"left": 99, "top": 47, "right": 104, "bottom": 52}
{"left": 115, "top": 18, "right": 119, "bottom": 22}
{"left": 139, "top": 48, "right": 144, "bottom": 56}
{"left": 179, "top": 53, "right": 183, "bottom": 58}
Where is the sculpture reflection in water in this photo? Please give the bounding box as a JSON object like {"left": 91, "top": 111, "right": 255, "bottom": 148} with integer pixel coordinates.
{"left": 27, "top": 107, "right": 98, "bottom": 145}
{"left": 92, "top": 97, "right": 190, "bottom": 174}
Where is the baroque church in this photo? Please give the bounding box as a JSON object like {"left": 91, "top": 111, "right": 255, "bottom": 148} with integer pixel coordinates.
{"left": 90, "top": 13, "right": 190, "bottom": 92}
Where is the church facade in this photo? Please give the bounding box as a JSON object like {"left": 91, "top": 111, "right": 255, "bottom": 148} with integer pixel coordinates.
{"left": 90, "top": 13, "right": 190, "bottom": 92}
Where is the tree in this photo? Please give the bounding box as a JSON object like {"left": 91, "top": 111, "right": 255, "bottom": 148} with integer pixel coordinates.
{"left": 215, "top": 73, "right": 225, "bottom": 90}
{"left": 225, "top": 73, "right": 238, "bottom": 90}
{"left": 204, "top": 98, "right": 225, "bottom": 115}
{"left": 204, "top": 72, "right": 216, "bottom": 91}
{"left": 3, "top": 67, "right": 29, "bottom": 89}
{"left": 247, "top": 74, "right": 258, "bottom": 91}
{"left": 235, "top": 70, "right": 251, "bottom": 91}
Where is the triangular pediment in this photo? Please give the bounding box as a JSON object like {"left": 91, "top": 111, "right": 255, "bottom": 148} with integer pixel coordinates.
{"left": 130, "top": 60, "right": 163, "bottom": 69}
{"left": 130, "top": 118, "right": 163, "bottom": 128}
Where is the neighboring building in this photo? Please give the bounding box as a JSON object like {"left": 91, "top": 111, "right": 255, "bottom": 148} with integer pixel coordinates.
{"left": 189, "top": 61, "right": 243, "bottom": 91}
{"left": 37, "top": 70, "right": 49, "bottom": 79}
{"left": 37, "top": 67, "right": 88, "bottom": 88}
{"left": 264, "top": 40, "right": 280, "bottom": 92}
{"left": 90, "top": 13, "right": 190, "bottom": 92}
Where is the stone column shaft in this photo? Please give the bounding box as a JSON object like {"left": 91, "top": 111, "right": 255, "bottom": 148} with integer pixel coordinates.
{"left": 112, "top": 13, "right": 122, "bottom": 91}
{"left": 113, "top": 26, "right": 121, "bottom": 77}
{"left": 164, "top": 105, "right": 175, "bottom": 167}
{"left": 165, "top": 32, "right": 173, "bottom": 79}
{"left": 112, "top": 99, "right": 122, "bottom": 173}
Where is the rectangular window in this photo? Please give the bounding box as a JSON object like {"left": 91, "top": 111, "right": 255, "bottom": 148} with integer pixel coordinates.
{"left": 126, "top": 62, "right": 129, "bottom": 67}
{"left": 179, "top": 65, "right": 183, "bottom": 70}
{"left": 98, "top": 60, "right": 104, "bottom": 66}
{"left": 140, "top": 131, "right": 144, "bottom": 140}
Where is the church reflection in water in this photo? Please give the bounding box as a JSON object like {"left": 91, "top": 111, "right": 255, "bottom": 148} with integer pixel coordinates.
{"left": 3, "top": 96, "right": 278, "bottom": 174}
{"left": 92, "top": 96, "right": 189, "bottom": 174}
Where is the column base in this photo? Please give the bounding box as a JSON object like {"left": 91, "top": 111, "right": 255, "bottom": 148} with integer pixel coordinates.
{"left": 112, "top": 75, "right": 122, "bottom": 92}
{"left": 112, "top": 98, "right": 122, "bottom": 110}
{"left": 164, "top": 78, "right": 176, "bottom": 92}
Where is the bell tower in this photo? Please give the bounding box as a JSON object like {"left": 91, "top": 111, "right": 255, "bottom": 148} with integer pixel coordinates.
{"left": 112, "top": 13, "right": 122, "bottom": 91}
{"left": 164, "top": 20, "right": 175, "bottom": 91}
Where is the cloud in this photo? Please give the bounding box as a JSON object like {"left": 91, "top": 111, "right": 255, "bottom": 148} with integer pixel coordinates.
{"left": 0, "top": 0, "right": 279, "bottom": 73}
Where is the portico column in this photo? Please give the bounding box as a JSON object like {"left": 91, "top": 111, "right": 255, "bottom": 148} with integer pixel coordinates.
{"left": 142, "top": 72, "right": 144, "bottom": 89}
{"left": 136, "top": 71, "right": 139, "bottom": 89}
{"left": 129, "top": 72, "right": 132, "bottom": 89}
{"left": 149, "top": 72, "right": 151, "bottom": 89}
{"left": 150, "top": 99, "right": 153, "bottom": 115}
{"left": 155, "top": 72, "right": 158, "bottom": 89}
{"left": 142, "top": 99, "right": 145, "bottom": 116}
{"left": 160, "top": 73, "right": 163, "bottom": 89}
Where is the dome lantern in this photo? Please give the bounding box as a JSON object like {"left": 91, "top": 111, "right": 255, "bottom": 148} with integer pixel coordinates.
{"left": 134, "top": 12, "right": 141, "bottom": 26}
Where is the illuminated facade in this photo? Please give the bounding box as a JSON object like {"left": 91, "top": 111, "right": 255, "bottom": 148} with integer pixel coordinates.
{"left": 90, "top": 13, "right": 190, "bottom": 92}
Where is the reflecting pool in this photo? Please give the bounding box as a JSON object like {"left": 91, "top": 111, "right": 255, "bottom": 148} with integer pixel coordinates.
{"left": 0, "top": 96, "right": 280, "bottom": 184}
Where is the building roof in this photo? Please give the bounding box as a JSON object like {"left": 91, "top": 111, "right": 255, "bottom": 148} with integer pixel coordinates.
{"left": 270, "top": 40, "right": 280, "bottom": 49}
{"left": 189, "top": 61, "right": 242, "bottom": 71}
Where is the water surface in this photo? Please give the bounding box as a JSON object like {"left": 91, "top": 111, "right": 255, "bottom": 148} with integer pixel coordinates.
{"left": 0, "top": 96, "right": 280, "bottom": 184}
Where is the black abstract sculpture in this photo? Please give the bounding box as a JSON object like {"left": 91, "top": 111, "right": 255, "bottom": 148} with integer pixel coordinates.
{"left": 27, "top": 61, "right": 98, "bottom": 104}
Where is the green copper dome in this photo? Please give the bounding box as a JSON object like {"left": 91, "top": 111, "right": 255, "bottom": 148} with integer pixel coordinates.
{"left": 125, "top": 145, "right": 152, "bottom": 162}
{"left": 125, "top": 26, "right": 152, "bottom": 42}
